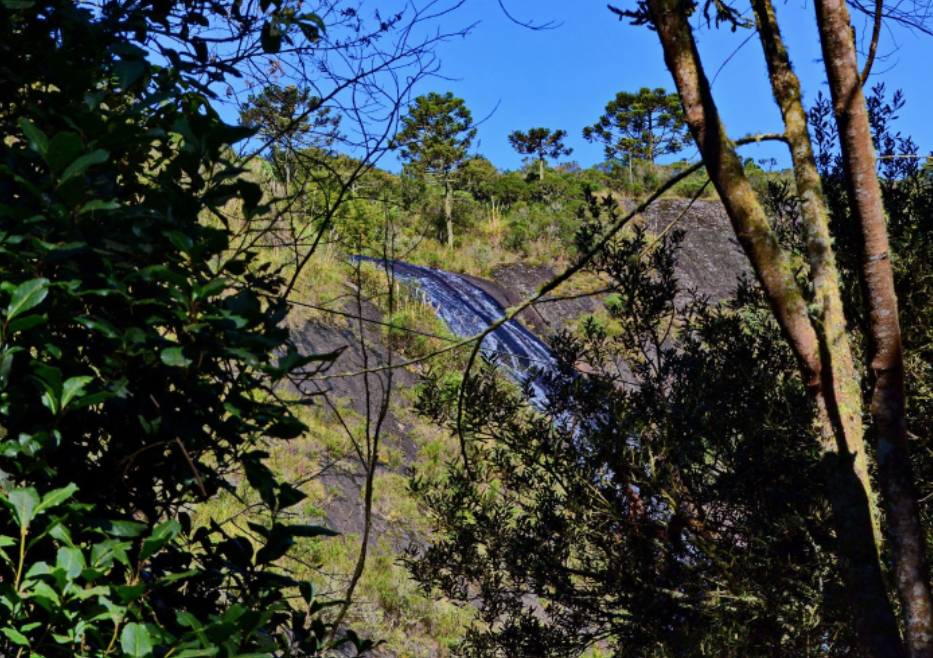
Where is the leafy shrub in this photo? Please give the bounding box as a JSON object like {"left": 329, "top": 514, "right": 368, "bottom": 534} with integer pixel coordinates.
{"left": 504, "top": 215, "right": 534, "bottom": 254}
{"left": 0, "top": 1, "right": 366, "bottom": 655}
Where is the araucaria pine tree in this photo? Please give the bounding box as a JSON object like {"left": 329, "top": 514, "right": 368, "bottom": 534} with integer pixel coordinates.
{"left": 394, "top": 92, "right": 476, "bottom": 247}
{"left": 507, "top": 127, "right": 573, "bottom": 180}
{"left": 583, "top": 87, "right": 690, "bottom": 167}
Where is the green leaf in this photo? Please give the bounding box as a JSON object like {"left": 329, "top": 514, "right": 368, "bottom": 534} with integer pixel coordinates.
{"left": 287, "top": 524, "right": 340, "bottom": 538}
{"left": 254, "top": 534, "right": 295, "bottom": 565}
{"left": 24, "top": 560, "right": 52, "bottom": 579}
{"left": 276, "top": 483, "right": 306, "bottom": 510}
{"left": 90, "top": 538, "right": 128, "bottom": 569}
{"left": 244, "top": 460, "right": 277, "bottom": 509}
{"left": 49, "top": 522, "right": 74, "bottom": 547}
{"left": 38, "top": 483, "right": 78, "bottom": 513}
{"left": 32, "top": 372, "right": 61, "bottom": 415}
{"left": 76, "top": 315, "right": 121, "bottom": 339}
{"left": 6, "top": 278, "right": 49, "bottom": 320}
{"left": 78, "top": 199, "right": 120, "bottom": 215}
{"left": 205, "top": 125, "right": 255, "bottom": 150}
{"left": 91, "top": 519, "right": 148, "bottom": 537}
{"left": 299, "top": 22, "right": 321, "bottom": 43}
{"left": 166, "top": 230, "right": 194, "bottom": 254}
{"left": 302, "top": 11, "right": 326, "bottom": 33}
{"left": 160, "top": 346, "right": 192, "bottom": 367}
{"left": 260, "top": 21, "right": 282, "bottom": 54}
{"left": 0, "top": 348, "right": 15, "bottom": 389}
{"left": 72, "top": 583, "right": 109, "bottom": 598}
{"left": 61, "top": 376, "right": 94, "bottom": 409}
{"left": 56, "top": 546, "right": 86, "bottom": 580}
{"left": 154, "top": 568, "right": 197, "bottom": 587}
{"left": 175, "top": 611, "right": 203, "bottom": 629}
{"left": 193, "top": 277, "right": 228, "bottom": 301}
{"left": 69, "top": 391, "right": 113, "bottom": 411}
{"left": 6, "top": 487, "right": 40, "bottom": 528}
{"left": 18, "top": 118, "right": 48, "bottom": 155}
{"left": 140, "top": 519, "right": 181, "bottom": 560}
{"left": 28, "top": 580, "right": 62, "bottom": 609}
{"left": 121, "top": 623, "right": 154, "bottom": 658}
{"left": 115, "top": 583, "right": 147, "bottom": 603}
{"left": 297, "top": 13, "right": 326, "bottom": 42}
{"left": 1, "top": 627, "right": 30, "bottom": 647}
{"left": 7, "top": 314, "right": 46, "bottom": 334}
{"left": 115, "top": 60, "right": 146, "bottom": 89}
{"left": 45, "top": 132, "right": 83, "bottom": 175}
{"left": 60, "top": 149, "right": 109, "bottom": 183}
{"left": 298, "top": 580, "right": 315, "bottom": 604}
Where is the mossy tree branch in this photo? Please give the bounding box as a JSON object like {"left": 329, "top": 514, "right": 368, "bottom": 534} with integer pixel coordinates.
{"left": 643, "top": 0, "right": 907, "bottom": 654}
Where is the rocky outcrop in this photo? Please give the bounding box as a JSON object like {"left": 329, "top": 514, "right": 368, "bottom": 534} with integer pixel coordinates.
{"left": 284, "top": 197, "right": 752, "bottom": 657}
{"left": 492, "top": 261, "right": 599, "bottom": 333}
{"left": 634, "top": 198, "right": 750, "bottom": 302}
{"left": 290, "top": 302, "right": 420, "bottom": 544}
{"left": 488, "top": 199, "right": 750, "bottom": 333}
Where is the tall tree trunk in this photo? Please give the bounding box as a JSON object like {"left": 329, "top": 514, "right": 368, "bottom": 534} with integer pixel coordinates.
{"left": 644, "top": 0, "right": 904, "bottom": 654}
{"left": 538, "top": 155, "right": 545, "bottom": 181}
{"left": 814, "top": 0, "right": 933, "bottom": 655}
{"left": 444, "top": 179, "right": 454, "bottom": 247}
{"left": 647, "top": 113, "right": 655, "bottom": 165}
{"left": 285, "top": 145, "right": 291, "bottom": 190}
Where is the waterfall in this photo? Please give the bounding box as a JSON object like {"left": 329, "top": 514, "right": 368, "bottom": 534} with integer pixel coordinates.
{"left": 352, "top": 257, "right": 555, "bottom": 400}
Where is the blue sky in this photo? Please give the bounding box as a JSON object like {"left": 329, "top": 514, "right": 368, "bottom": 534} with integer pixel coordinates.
{"left": 389, "top": 0, "right": 933, "bottom": 172}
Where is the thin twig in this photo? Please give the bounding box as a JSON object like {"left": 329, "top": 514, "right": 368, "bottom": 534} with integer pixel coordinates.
{"left": 860, "top": 0, "right": 884, "bottom": 83}
{"left": 174, "top": 436, "right": 208, "bottom": 498}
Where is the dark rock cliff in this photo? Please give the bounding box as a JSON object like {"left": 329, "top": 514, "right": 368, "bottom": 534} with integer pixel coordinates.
{"left": 291, "top": 199, "right": 750, "bottom": 540}
{"left": 490, "top": 199, "right": 750, "bottom": 333}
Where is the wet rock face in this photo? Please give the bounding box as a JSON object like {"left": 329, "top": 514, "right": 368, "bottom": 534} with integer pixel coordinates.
{"left": 491, "top": 262, "right": 598, "bottom": 333}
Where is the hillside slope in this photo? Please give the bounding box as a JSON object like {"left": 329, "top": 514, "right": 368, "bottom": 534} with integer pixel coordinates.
{"left": 298, "top": 198, "right": 749, "bottom": 656}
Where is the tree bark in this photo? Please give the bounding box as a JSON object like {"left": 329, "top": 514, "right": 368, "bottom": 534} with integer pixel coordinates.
{"left": 645, "top": 0, "right": 820, "bottom": 387}
{"left": 814, "top": 0, "right": 933, "bottom": 655}
{"left": 644, "top": 0, "right": 905, "bottom": 654}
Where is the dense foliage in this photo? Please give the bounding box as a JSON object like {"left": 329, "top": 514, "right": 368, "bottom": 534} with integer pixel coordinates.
{"left": 410, "top": 91, "right": 933, "bottom": 657}
{"left": 412, "top": 194, "right": 848, "bottom": 657}
{"left": 7, "top": 0, "right": 927, "bottom": 653}
{"left": 0, "top": 0, "right": 371, "bottom": 655}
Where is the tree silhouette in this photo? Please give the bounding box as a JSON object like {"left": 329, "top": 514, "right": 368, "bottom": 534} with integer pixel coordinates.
{"left": 508, "top": 127, "right": 573, "bottom": 180}
{"left": 240, "top": 84, "right": 341, "bottom": 188}
{"left": 583, "top": 87, "right": 690, "bottom": 169}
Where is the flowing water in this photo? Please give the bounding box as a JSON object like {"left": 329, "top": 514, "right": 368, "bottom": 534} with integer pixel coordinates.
{"left": 352, "top": 257, "right": 555, "bottom": 400}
